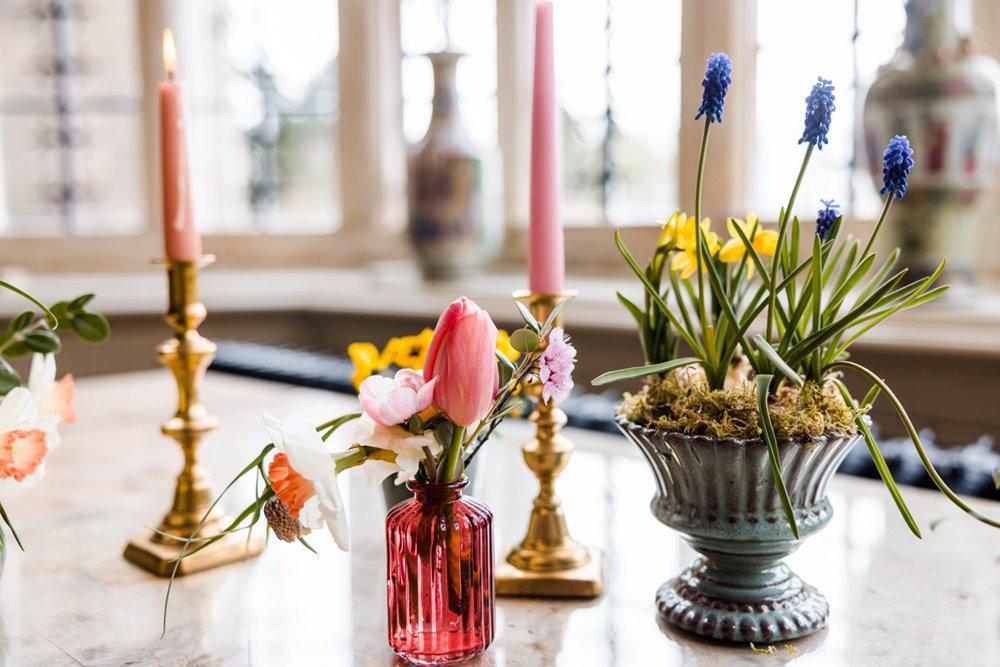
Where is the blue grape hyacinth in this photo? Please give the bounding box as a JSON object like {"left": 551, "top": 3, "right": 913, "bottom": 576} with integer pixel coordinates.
{"left": 695, "top": 53, "right": 733, "bottom": 124}
{"left": 799, "top": 77, "right": 835, "bottom": 149}
{"left": 816, "top": 199, "right": 840, "bottom": 239}
{"left": 880, "top": 135, "right": 914, "bottom": 199}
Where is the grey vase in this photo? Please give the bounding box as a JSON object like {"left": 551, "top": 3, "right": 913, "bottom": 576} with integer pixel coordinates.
{"left": 617, "top": 415, "right": 860, "bottom": 643}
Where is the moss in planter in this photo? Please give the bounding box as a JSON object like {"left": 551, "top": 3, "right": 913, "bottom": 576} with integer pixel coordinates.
{"left": 619, "top": 368, "right": 857, "bottom": 439}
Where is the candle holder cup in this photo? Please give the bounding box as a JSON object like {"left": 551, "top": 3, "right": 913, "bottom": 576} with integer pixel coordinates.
{"left": 495, "top": 290, "right": 605, "bottom": 598}
{"left": 123, "top": 255, "right": 263, "bottom": 576}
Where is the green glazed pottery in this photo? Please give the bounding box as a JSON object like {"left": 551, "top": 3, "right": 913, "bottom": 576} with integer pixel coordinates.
{"left": 617, "top": 415, "right": 860, "bottom": 643}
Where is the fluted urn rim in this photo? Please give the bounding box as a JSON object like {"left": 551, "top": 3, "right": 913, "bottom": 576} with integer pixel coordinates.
{"left": 614, "top": 413, "right": 856, "bottom": 449}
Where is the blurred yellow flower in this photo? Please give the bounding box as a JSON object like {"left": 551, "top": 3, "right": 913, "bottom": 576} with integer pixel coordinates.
{"left": 719, "top": 214, "right": 777, "bottom": 274}
{"left": 380, "top": 328, "right": 435, "bottom": 370}
{"left": 348, "top": 342, "right": 382, "bottom": 390}
{"left": 670, "top": 215, "right": 720, "bottom": 279}
{"left": 656, "top": 210, "right": 687, "bottom": 249}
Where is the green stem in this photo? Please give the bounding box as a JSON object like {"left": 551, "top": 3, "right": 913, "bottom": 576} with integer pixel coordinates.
{"left": 766, "top": 143, "right": 814, "bottom": 343}
{"left": 694, "top": 119, "right": 712, "bottom": 357}
{"left": 0, "top": 281, "right": 57, "bottom": 328}
{"left": 441, "top": 425, "right": 466, "bottom": 483}
{"left": 860, "top": 195, "right": 894, "bottom": 259}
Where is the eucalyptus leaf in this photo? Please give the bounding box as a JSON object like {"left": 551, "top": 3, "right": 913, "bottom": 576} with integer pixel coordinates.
{"left": 68, "top": 293, "right": 95, "bottom": 312}
{"left": 994, "top": 467, "right": 1000, "bottom": 491}
{"left": 24, "top": 330, "right": 60, "bottom": 354}
{"left": 11, "top": 311, "right": 34, "bottom": 332}
{"left": 3, "top": 341, "right": 31, "bottom": 358}
{"left": 509, "top": 328, "right": 540, "bottom": 355}
{"left": 71, "top": 312, "right": 110, "bottom": 342}
{"left": 514, "top": 301, "right": 540, "bottom": 332}
{"left": 0, "top": 359, "right": 20, "bottom": 394}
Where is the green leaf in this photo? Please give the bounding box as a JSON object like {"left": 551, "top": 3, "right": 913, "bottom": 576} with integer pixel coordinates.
{"left": 755, "top": 374, "right": 799, "bottom": 539}
{"left": 24, "top": 330, "right": 61, "bottom": 354}
{"left": 832, "top": 379, "right": 921, "bottom": 538}
{"left": 3, "top": 342, "right": 31, "bottom": 358}
{"left": 994, "top": 468, "right": 1000, "bottom": 491}
{"left": 827, "top": 360, "right": 1000, "bottom": 530}
{"left": 509, "top": 329, "right": 540, "bottom": 355}
{"left": 0, "top": 359, "right": 20, "bottom": 395}
{"left": 614, "top": 230, "right": 705, "bottom": 357}
{"left": 753, "top": 335, "right": 803, "bottom": 387}
{"left": 514, "top": 300, "right": 541, "bottom": 332}
{"left": 11, "top": 311, "right": 35, "bottom": 332}
{"left": 497, "top": 356, "right": 513, "bottom": 388}
{"left": 68, "top": 293, "right": 95, "bottom": 312}
{"left": 592, "top": 357, "right": 699, "bottom": 386}
{"left": 616, "top": 291, "right": 644, "bottom": 327}
{"left": 0, "top": 500, "right": 24, "bottom": 551}
{"left": 539, "top": 300, "right": 567, "bottom": 337}
{"left": 49, "top": 301, "right": 71, "bottom": 324}
{"left": 71, "top": 312, "right": 110, "bottom": 342}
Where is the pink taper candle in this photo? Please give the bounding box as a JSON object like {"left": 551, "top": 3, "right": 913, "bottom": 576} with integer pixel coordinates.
{"left": 528, "top": 0, "right": 564, "bottom": 295}
{"left": 159, "top": 29, "right": 202, "bottom": 261}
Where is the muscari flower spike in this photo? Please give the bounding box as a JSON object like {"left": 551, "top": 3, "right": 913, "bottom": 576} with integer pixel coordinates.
{"left": 816, "top": 199, "right": 840, "bottom": 239}
{"left": 880, "top": 135, "right": 914, "bottom": 199}
{"left": 799, "top": 77, "right": 835, "bottom": 149}
{"left": 695, "top": 52, "right": 733, "bottom": 124}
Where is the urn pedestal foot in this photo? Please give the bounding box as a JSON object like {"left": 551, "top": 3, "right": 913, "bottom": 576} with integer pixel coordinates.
{"left": 655, "top": 557, "right": 828, "bottom": 642}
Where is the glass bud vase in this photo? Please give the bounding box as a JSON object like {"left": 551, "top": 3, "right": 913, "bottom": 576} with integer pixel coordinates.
{"left": 386, "top": 477, "right": 494, "bottom": 665}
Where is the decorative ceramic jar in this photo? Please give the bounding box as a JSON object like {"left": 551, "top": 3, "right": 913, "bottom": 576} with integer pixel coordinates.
{"left": 385, "top": 477, "right": 495, "bottom": 665}
{"left": 617, "top": 415, "right": 860, "bottom": 642}
{"left": 408, "top": 52, "right": 490, "bottom": 280}
{"left": 863, "top": 0, "right": 1000, "bottom": 281}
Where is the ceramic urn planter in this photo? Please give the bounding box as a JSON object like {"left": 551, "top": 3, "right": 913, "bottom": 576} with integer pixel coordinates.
{"left": 617, "top": 415, "right": 861, "bottom": 643}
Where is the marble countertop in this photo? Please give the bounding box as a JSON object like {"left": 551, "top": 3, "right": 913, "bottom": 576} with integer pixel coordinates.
{"left": 1, "top": 371, "right": 998, "bottom": 666}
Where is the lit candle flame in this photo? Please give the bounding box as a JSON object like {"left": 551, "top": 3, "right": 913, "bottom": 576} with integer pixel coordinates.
{"left": 163, "top": 28, "right": 177, "bottom": 78}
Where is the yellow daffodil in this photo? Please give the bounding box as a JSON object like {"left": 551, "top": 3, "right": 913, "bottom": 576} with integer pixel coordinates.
{"left": 719, "top": 214, "right": 777, "bottom": 276}
{"left": 348, "top": 342, "right": 383, "bottom": 390}
{"left": 380, "top": 328, "right": 435, "bottom": 370}
{"left": 670, "top": 215, "right": 720, "bottom": 279}
{"left": 656, "top": 210, "right": 687, "bottom": 248}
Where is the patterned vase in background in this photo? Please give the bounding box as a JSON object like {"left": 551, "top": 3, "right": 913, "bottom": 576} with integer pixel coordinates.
{"left": 864, "top": 0, "right": 1000, "bottom": 282}
{"left": 386, "top": 477, "right": 494, "bottom": 665}
{"left": 408, "top": 52, "right": 491, "bottom": 280}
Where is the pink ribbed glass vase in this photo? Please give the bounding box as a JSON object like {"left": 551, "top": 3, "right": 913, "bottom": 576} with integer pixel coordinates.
{"left": 385, "top": 477, "right": 494, "bottom": 665}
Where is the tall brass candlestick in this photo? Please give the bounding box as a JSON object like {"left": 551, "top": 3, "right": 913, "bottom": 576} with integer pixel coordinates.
{"left": 124, "top": 256, "right": 263, "bottom": 576}
{"left": 495, "top": 291, "right": 604, "bottom": 598}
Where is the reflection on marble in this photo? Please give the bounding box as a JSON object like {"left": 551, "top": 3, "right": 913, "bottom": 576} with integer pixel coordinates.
{"left": 0, "top": 371, "right": 998, "bottom": 665}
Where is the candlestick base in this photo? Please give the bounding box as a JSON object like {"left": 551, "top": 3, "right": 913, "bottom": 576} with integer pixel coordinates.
{"left": 124, "top": 531, "right": 264, "bottom": 578}
{"left": 496, "top": 548, "right": 604, "bottom": 598}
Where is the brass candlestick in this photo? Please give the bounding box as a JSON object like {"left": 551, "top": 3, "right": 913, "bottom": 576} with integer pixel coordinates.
{"left": 124, "top": 256, "right": 263, "bottom": 576}
{"left": 495, "top": 291, "right": 605, "bottom": 598}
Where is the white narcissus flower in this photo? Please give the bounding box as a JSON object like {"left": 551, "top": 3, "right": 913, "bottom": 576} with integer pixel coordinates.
{"left": 353, "top": 414, "right": 442, "bottom": 486}
{"left": 263, "top": 413, "right": 350, "bottom": 551}
{"left": 0, "top": 387, "right": 56, "bottom": 487}
{"left": 27, "top": 353, "right": 76, "bottom": 428}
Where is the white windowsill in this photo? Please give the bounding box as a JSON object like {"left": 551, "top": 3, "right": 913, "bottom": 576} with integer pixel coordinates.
{"left": 3, "top": 264, "right": 999, "bottom": 358}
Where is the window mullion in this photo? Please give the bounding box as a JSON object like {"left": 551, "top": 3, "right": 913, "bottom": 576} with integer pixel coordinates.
{"left": 679, "top": 0, "right": 756, "bottom": 222}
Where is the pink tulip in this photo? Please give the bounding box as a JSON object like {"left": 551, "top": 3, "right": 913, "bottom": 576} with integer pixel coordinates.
{"left": 424, "top": 297, "right": 499, "bottom": 426}
{"left": 358, "top": 369, "right": 436, "bottom": 427}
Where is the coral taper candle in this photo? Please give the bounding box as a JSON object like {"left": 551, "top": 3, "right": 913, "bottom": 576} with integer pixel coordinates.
{"left": 159, "top": 29, "right": 201, "bottom": 261}
{"left": 528, "top": 0, "right": 564, "bottom": 295}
